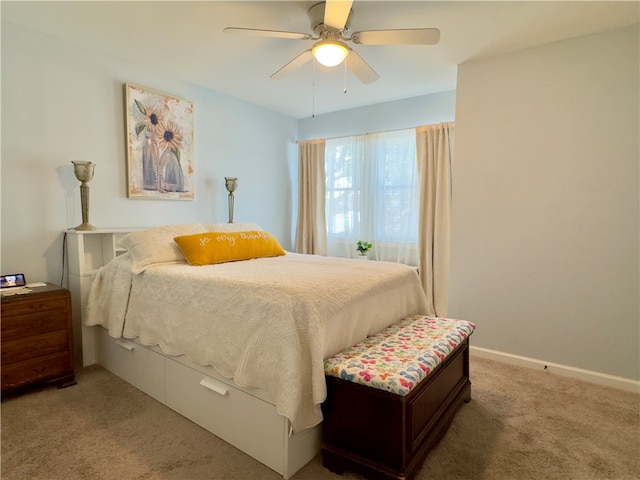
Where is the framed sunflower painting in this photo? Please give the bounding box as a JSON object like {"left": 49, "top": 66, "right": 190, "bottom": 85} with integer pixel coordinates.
{"left": 124, "top": 83, "right": 195, "bottom": 199}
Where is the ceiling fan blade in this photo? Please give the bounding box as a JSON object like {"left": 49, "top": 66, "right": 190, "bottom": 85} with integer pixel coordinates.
{"left": 346, "top": 49, "right": 379, "bottom": 84}
{"left": 270, "top": 50, "right": 313, "bottom": 80}
{"left": 323, "top": 0, "right": 353, "bottom": 31}
{"left": 224, "top": 27, "right": 312, "bottom": 40}
{"left": 351, "top": 28, "right": 440, "bottom": 45}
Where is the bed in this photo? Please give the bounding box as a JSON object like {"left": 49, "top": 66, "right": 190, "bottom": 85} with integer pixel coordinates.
{"left": 78, "top": 222, "right": 431, "bottom": 478}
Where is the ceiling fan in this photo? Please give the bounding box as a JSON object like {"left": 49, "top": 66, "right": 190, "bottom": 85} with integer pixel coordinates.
{"left": 224, "top": 0, "right": 440, "bottom": 84}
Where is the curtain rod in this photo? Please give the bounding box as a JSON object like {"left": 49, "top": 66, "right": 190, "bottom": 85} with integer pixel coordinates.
{"left": 296, "top": 121, "right": 455, "bottom": 144}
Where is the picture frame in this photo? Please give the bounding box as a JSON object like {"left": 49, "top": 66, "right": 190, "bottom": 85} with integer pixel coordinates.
{"left": 0, "top": 273, "right": 26, "bottom": 288}
{"left": 124, "top": 83, "right": 195, "bottom": 199}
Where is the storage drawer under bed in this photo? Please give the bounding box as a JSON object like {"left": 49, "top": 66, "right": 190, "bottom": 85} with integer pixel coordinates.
{"left": 96, "top": 328, "right": 165, "bottom": 403}
{"left": 165, "top": 360, "right": 288, "bottom": 474}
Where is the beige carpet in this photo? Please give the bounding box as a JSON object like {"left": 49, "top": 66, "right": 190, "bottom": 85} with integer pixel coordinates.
{"left": 1, "top": 357, "right": 638, "bottom": 480}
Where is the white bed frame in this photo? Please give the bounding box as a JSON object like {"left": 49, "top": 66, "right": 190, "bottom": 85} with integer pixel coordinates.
{"left": 66, "top": 229, "right": 321, "bottom": 479}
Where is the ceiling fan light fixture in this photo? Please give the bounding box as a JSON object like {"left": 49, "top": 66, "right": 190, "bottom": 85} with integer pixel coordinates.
{"left": 312, "top": 39, "right": 349, "bottom": 67}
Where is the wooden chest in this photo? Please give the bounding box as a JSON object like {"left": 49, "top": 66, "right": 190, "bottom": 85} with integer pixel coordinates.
{"left": 322, "top": 335, "right": 471, "bottom": 480}
{"left": 1, "top": 284, "right": 76, "bottom": 393}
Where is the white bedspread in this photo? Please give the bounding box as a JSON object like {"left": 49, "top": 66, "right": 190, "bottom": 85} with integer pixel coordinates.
{"left": 85, "top": 252, "right": 430, "bottom": 432}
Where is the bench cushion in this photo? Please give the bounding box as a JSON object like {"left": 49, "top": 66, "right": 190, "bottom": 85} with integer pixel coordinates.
{"left": 324, "top": 316, "right": 475, "bottom": 396}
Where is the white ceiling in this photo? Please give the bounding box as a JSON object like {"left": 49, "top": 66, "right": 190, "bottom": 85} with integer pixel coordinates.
{"left": 2, "top": 1, "right": 638, "bottom": 119}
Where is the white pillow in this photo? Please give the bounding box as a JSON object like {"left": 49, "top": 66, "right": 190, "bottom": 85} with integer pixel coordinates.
{"left": 204, "top": 222, "right": 263, "bottom": 232}
{"left": 118, "top": 223, "right": 207, "bottom": 273}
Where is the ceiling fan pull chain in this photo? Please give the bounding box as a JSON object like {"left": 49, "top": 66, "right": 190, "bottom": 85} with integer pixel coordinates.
{"left": 344, "top": 58, "right": 348, "bottom": 94}
{"left": 312, "top": 57, "right": 316, "bottom": 118}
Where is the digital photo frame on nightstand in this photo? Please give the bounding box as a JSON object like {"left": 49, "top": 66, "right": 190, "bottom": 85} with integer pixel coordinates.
{"left": 0, "top": 273, "right": 27, "bottom": 288}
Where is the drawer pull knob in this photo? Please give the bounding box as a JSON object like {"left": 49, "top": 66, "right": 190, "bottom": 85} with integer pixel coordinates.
{"left": 199, "top": 378, "right": 228, "bottom": 396}
{"left": 115, "top": 339, "right": 135, "bottom": 351}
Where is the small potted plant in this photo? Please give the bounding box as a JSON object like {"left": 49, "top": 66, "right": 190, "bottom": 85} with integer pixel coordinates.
{"left": 356, "top": 240, "right": 373, "bottom": 259}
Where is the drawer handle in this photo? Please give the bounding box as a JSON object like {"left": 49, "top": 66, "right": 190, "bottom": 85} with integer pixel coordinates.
{"left": 199, "top": 378, "right": 228, "bottom": 396}
{"left": 115, "top": 339, "right": 135, "bottom": 351}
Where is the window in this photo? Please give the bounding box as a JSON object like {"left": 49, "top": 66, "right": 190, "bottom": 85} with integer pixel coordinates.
{"left": 325, "top": 128, "right": 419, "bottom": 264}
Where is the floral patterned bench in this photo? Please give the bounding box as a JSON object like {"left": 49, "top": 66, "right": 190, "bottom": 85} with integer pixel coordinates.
{"left": 322, "top": 315, "right": 476, "bottom": 480}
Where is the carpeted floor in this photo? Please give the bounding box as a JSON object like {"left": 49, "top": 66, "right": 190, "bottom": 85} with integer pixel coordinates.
{"left": 1, "top": 356, "right": 638, "bottom": 480}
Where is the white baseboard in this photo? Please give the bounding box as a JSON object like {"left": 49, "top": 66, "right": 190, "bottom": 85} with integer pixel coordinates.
{"left": 470, "top": 346, "right": 640, "bottom": 394}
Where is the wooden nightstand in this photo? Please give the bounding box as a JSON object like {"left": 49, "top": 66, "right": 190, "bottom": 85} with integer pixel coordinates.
{"left": 1, "top": 283, "right": 76, "bottom": 393}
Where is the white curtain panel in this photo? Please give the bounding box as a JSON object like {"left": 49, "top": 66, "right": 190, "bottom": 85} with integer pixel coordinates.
{"left": 416, "top": 122, "right": 454, "bottom": 317}
{"left": 325, "top": 129, "right": 420, "bottom": 264}
{"left": 295, "top": 139, "right": 327, "bottom": 255}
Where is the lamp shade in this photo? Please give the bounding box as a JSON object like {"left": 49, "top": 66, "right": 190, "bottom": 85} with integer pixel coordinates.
{"left": 312, "top": 40, "right": 349, "bottom": 67}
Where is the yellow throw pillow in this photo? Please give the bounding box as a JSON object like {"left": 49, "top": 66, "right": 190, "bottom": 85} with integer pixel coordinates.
{"left": 174, "top": 230, "right": 286, "bottom": 266}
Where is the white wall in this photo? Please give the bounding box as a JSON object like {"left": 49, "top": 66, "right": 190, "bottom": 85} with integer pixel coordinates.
{"left": 298, "top": 89, "right": 456, "bottom": 140}
{"left": 451, "top": 25, "right": 639, "bottom": 380}
{"left": 1, "top": 22, "right": 298, "bottom": 284}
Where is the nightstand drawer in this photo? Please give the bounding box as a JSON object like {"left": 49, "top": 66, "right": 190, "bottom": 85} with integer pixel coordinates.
{"left": 1, "top": 352, "right": 72, "bottom": 391}
{"left": 0, "top": 293, "right": 68, "bottom": 316}
{"left": 1, "top": 330, "right": 69, "bottom": 365}
{"left": 1, "top": 310, "right": 69, "bottom": 341}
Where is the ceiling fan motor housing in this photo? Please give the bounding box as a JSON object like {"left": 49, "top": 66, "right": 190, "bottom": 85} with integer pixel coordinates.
{"left": 309, "top": 2, "right": 351, "bottom": 37}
